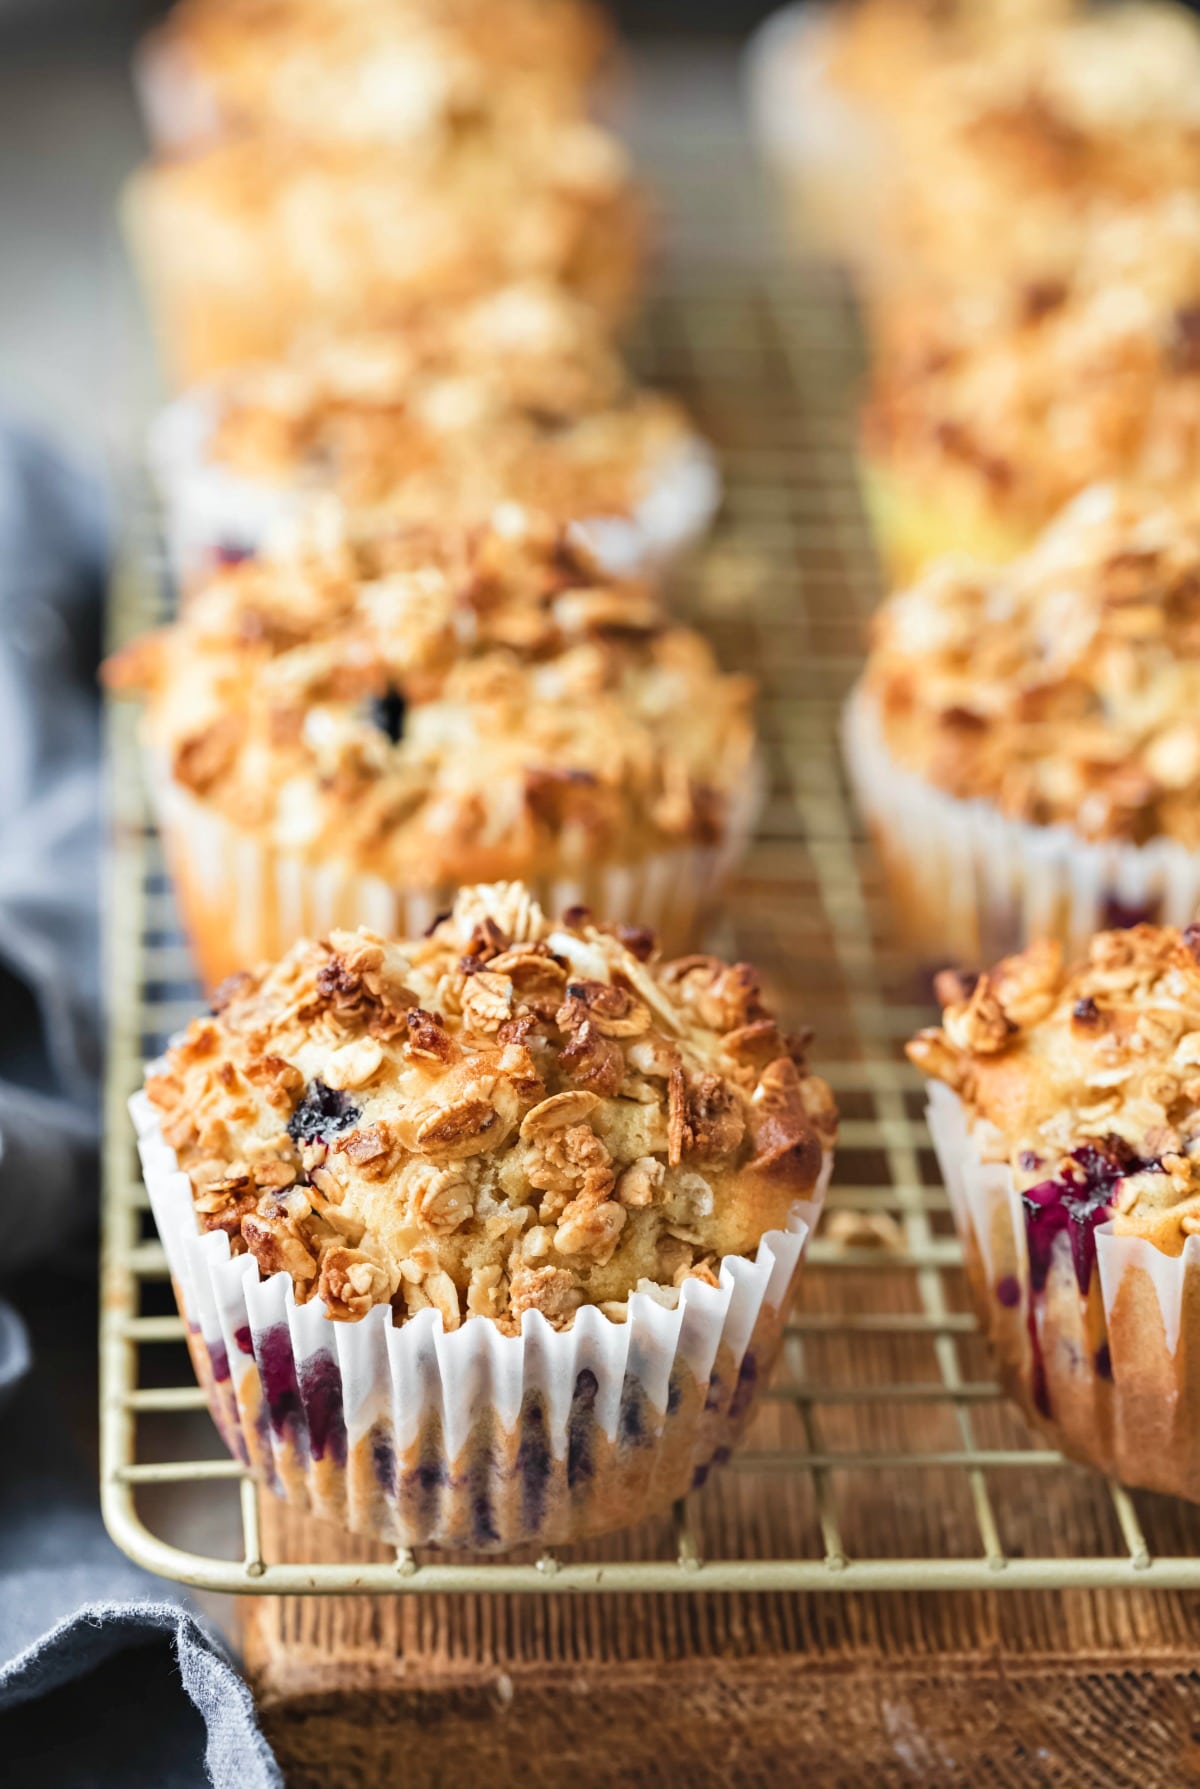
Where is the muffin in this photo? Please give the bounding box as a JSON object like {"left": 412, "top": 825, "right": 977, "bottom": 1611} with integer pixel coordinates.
{"left": 862, "top": 190, "right": 1200, "bottom": 583}
{"left": 122, "top": 122, "right": 646, "bottom": 385}
{"left": 910, "top": 922, "right": 1200, "bottom": 1501}
{"left": 744, "top": 0, "right": 1075, "bottom": 268}
{"left": 103, "top": 509, "right": 759, "bottom": 989}
{"left": 843, "top": 484, "right": 1200, "bottom": 969}
{"left": 131, "top": 882, "right": 838, "bottom": 1548}
{"left": 148, "top": 283, "right": 719, "bottom": 587}
{"left": 135, "top": 0, "right": 611, "bottom": 156}
{"left": 885, "top": 0, "right": 1200, "bottom": 302}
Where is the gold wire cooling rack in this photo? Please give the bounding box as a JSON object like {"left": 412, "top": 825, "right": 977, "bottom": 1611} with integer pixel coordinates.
{"left": 98, "top": 247, "right": 1200, "bottom": 1597}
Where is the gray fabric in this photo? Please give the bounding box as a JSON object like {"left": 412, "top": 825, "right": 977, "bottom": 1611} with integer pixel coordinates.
{"left": 0, "top": 424, "right": 282, "bottom": 1787}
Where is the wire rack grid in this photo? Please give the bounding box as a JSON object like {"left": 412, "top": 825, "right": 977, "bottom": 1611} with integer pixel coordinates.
{"left": 98, "top": 242, "right": 1200, "bottom": 1597}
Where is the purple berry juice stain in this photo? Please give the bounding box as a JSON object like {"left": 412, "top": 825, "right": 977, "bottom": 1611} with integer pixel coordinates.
{"left": 996, "top": 1275, "right": 1022, "bottom": 1309}
{"left": 370, "top": 1427, "right": 398, "bottom": 1500}
{"left": 567, "top": 1368, "right": 598, "bottom": 1491}
{"left": 256, "top": 1322, "right": 306, "bottom": 1452}
{"left": 234, "top": 1324, "right": 254, "bottom": 1356}
{"left": 300, "top": 1351, "right": 347, "bottom": 1467}
{"left": 207, "top": 1339, "right": 231, "bottom": 1384}
{"left": 1100, "top": 894, "right": 1162, "bottom": 932}
{"left": 517, "top": 1398, "right": 551, "bottom": 1531}
{"left": 1019, "top": 1139, "right": 1157, "bottom": 1418}
{"left": 618, "top": 1384, "right": 650, "bottom": 1449}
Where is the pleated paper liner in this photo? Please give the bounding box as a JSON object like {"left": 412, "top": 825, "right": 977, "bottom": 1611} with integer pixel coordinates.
{"left": 842, "top": 683, "right": 1200, "bottom": 969}
{"left": 132, "top": 1085, "right": 830, "bottom": 1551}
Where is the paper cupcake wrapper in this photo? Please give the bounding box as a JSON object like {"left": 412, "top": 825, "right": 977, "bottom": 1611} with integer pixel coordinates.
{"left": 927, "top": 1082, "right": 1200, "bottom": 1501}
{"left": 149, "top": 386, "right": 722, "bottom": 592}
{"left": 131, "top": 1086, "right": 829, "bottom": 1550}
{"left": 146, "top": 752, "right": 762, "bottom": 991}
{"left": 743, "top": 3, "right": 893, "bottom": 268}
{"left": 842, "top": 683, "right": 1200, "bottom": 967}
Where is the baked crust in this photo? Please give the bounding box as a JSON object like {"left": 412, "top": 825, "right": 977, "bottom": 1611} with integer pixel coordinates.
{"left": 146, "top": 882, "right": 837, "bottom": 1330}
{"left": 187, "top": 284, "right": 697, "bottom": 519}
{"left": 103, "top": 508, "right": 757, "bottom": 882}
{"left": 862, "top": 484, "right": 1200, "bottom": 843}
{"left": 142, "top": 0, "right": 611, "bottom": 148}
{"left": 123, "top": 123, "right": 646, "bottom": 379}
{"left": 909, "top": 922, "right": 1200, "bottom": 1253}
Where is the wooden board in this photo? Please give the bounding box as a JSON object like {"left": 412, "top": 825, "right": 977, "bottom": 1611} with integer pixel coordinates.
{"left": 240, "top": 1495, "right": 1200, "bottom": 1789}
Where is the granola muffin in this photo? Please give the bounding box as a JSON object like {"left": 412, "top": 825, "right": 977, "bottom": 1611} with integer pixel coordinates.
{"left": 886, "top": 0, "right": 1200, "bottom": 302}
{"left": 136, "top": 0, "right": 611, "bottom": 155}
{"left": 910, "top": 922, "right": 1200, "bottom": 1501}
{"left": 131, "top": 881, "right": 837, "bottom": 1547}
{"left": 862, "top": 190, "right": 1200, "bottom": 583}
{"left": 104, "top": 509, "right": 759, "bottom": 987}
{"left": 744, "top": 0, "right": 1075, "bottom": 267}
{"left": 843, "top": 484, "right": 1200, "bottom": 968}
{"left": 149, "top": 284, "right": 718, "bottom": 585}
{"left": 122, "top": 121, "right": 645, "bottom": 385}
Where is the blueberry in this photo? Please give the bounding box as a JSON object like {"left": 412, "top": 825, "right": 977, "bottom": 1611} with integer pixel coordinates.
{"left": 369, "top": 687, "right": 407, "bottom": 744}
{"left": 287, "top": 1079, "right": 361, "bottom": 1146}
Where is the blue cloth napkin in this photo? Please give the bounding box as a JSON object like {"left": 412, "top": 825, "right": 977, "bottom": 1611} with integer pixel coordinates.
{"left": 0, "top": 425, "right": 282, "bottom": 1788}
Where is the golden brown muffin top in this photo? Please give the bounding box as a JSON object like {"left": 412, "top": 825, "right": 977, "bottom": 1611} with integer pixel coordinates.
{"left": 824, "top": 0, "right": 1075, "bottom": 113}
{"left": 862, "top": 484, "right": 1200, "bottom": 845}
{"left": 147, "top": 883, "right": 837, "bottom": 1329}
{"left": 865, "top": 191, "right": 1200, "bottom": 537}
{"left": 909, "top": 923, "right": 1200, "bottom": 1255}
{"left": 126, "top": 118, "right": 645, "bottom": 330}
{"left": 146, "top": 0, "right": 610, "bottom": 147}
{"left": 104, "top": 510, "right": 756, "bottom": 882}
{"left": 890, "top": 3, "right": 1200, "bottom": 290}
{"left": 195, "top": 283, "right": 697, "bottom": 515}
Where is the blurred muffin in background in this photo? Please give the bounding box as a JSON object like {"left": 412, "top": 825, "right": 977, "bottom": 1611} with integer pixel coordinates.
{"left": 135, "top": 0, "right": 613, "bottom": 154}
{"left": 861, "top": 190, "right": 1200, "bottom": 583}
{"left": 149, "top": 282, "right": 718, "bottom": 587}
{"left": 843, "top": 484, "right": 1200, "bottom": 967}
{"left": 744, "top": 0, "right": 1076, "bottom": 269}
{"left": 883, "top": 0, "right": 1200, "bottom": 300}
{"left": 103, "top": 509, "right": 759, "bottom": 988}
{"left": 123, "top": 121, "right": 647, "bottom": 384}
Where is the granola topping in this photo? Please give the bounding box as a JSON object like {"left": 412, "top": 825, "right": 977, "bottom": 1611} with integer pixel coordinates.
{"left": 104, "top": 509, "right": 756, "bottom": 882}
{"left": 147, "top": 884, "right": 837, "bottom": 1330}
{"left": 148, "top": 0, "right": 610, "bottom": 149}
{"left": 866, "top": 191, "right": 1200, "bottom": 536}
{"left": 908, "top": 922, "right": 1200, "bottom": 1253}
{"left": 188, "top": 281, "right": 700, "bottom": 521}
{"left": 863, "top": 484, "right": 1200, "bottom": 843}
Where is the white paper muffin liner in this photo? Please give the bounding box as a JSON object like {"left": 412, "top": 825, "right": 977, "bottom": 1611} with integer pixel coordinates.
{"left": 133, "top": 30, "right": 226, "bottom": 156}
{"left": 146, "top": 751, "right": 762, "bottom": 992}
{"left": 131, "top": 1084, "right": 830, "bottom": 1549}
{"left": 842, "top": 682, "right": 1200, "bottom": 967}
{"left": 743, "top": 3, "right": 892, "bottom": 267}
{"left": 148, "top": 385, "right": 722, "bottom": 592}
{"left": 927, "top": 1081, "right": 1200, "bottom": 1501}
